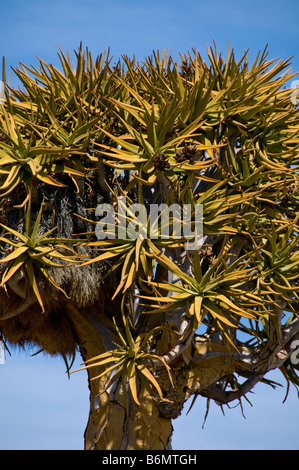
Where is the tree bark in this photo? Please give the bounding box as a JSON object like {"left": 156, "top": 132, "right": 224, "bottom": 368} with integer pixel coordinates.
{"left": 66, "top": 303, "right": 173, "bottom": 450}
{"left": 85, "top": 380, "right": 173, "bottom": 450}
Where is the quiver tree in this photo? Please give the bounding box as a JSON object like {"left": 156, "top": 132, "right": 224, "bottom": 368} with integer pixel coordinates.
{"left": 0, "top": 43, "right": 299, "bottom": 450}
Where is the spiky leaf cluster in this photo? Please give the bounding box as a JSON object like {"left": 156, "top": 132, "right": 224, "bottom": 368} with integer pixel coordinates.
{"left": 0, "top": 43, "right": 299, "bottom": 402}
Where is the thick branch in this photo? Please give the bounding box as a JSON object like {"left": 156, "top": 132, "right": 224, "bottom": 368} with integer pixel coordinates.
{"left": 201, "top": 372, "right": 264, "bottom": 405}
{"left": 188, "top": 317, "right": 299, "bottom": 406}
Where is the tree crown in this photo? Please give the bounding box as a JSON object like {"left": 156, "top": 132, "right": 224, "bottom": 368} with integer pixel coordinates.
{"left": 0, "top": 42, "right": 299, "bottom": 412}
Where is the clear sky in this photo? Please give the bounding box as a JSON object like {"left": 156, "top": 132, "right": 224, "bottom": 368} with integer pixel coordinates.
{"left": 0, "top": 0, "right": 299, "bottom": 450}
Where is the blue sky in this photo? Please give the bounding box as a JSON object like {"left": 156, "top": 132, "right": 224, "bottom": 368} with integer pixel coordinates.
{"left": 0, "top": 0, "right": 299, "bottom": 450}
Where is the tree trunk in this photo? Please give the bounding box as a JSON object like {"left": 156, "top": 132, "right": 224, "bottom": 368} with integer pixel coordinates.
{"left": 66, "top": 303, "right": 173, "bottom": 450}
{"left": 85, "top": 378, "right": 173, "bottom": 450}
